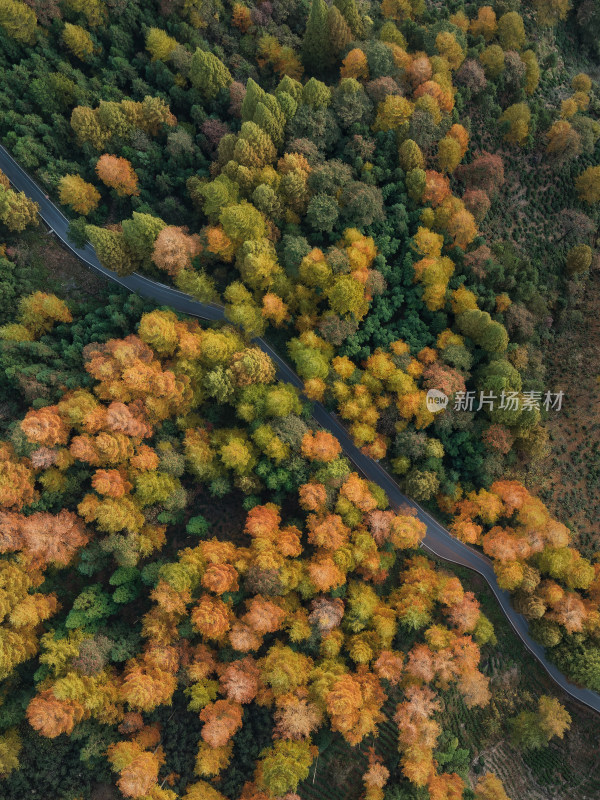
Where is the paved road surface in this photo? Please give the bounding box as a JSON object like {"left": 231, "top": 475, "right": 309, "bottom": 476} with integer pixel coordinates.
{"left": 2, "top": 143, "right": 599, "bottom": 715}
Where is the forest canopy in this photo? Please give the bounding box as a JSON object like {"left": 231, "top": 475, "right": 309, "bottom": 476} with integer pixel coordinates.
{"left": 0, "top": 0, "right": 598, "bottom": 796}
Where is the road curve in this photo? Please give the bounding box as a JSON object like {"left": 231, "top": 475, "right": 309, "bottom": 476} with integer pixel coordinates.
{"left": 2, "top": 143, "right": 599, "bottom": 715}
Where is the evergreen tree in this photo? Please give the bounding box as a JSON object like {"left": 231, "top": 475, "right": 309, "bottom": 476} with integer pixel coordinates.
{"left": 121, "top": 213, "right": 166, "bottom": 268}
{"left": 334, "top": 0, "right": 365, "bottom": 38}
{"left": 327, "top": 6, "right": 352, "bottom": 56}
{"left": 190, "top": 49, "right": 233, "bottom": 100}
{"left": 302, "top": 0, "right": 332, "bottom": 75}
{"left": 86, "top": 226, "right": 135, "bottom": 276}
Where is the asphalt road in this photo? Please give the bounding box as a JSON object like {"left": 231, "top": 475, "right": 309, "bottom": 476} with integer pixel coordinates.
{"left": 2, "top": 143, "right": 599, "bottom": 715}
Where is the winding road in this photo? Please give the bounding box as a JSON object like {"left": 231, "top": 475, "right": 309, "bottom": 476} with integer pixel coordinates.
{"left": 2, "top": 143, "right": 599, "bottom": 715}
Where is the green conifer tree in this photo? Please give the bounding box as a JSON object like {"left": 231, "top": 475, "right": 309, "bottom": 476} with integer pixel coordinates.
{"left": 334, "top": 0, "right": 364, "bottom": 38}
{"left": 86, "top": 227, "right": 135, "bottom": 277}
{"left": 190, "top": 49, "right": 232, "bottom": 100}
{"left": 122, "top": 213, "right": 166, "bottom": 267}
{"left": 302, "top": 0, "right": 332, "bottom": 75}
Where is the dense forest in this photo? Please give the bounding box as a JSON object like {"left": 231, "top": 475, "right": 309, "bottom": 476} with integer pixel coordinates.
{"left": 0, "top": 0, "right": 599, "bottom": 796}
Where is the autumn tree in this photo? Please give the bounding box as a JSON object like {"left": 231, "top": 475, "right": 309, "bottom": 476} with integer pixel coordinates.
{"left": 362, "top": 750, "right": 390, "bottom": 800}
{"left": 532, "top": 0, "right": 570, "bottom": 26}
{"left": 63, "top": 0, "right": 105, "bottom": 25}
{"left": 469, "top": 6, "right": 497, "bottom": 40}
{"left": 497, "top": 12, "right": 525, "bottom": 50}
{"left": 96, "top": 155, "right": 139, "bottom": 197}
{"left": 58, "top": 174, "right": 101, "bottom": 215}
{"left": 373, "top": 95, "right": 414, "bottom": 131}
{"left": 152, "top": 226, "right": 202, "bottom": 277}
{"left": 62, "top": 22, "right": 94, "bottom": 60}
{"left": 0, "top": 278, "right": 507, "bottom": 799}
{"left": 0, "top": 729, "right": 21, "bottom": 777}
{"left": 474, "top": 773, "right": 512, "bottom": 800}
{"left": 546, "top": 120, "right": 582, "bottom": 160}
{"left": 258, "top": 740, "right": 316, "bottom": 796}
{"left": 0, "top": 175, "right": 39, "bottom": 232}
{"left": 328, "top": 5, "right": 352, "bottom": 56}
{"left": 394, "top": 684, "right": 441, "bottom": 785}
{"left": 499, "top": 103, "right": 531, "bottom": 146}
{"left": 70, "top": 106, "right": 109, "bottom": 150}
{"left": 510, "top": 695, "right": 571, "bottom": 749}
{"left": 566, "top": 244, "right": 592, "bottom": 276}
{"left": 146, "top": 27, "right": 178, "bottom": 62}
{"left": 576, "top": 165, "right": 600, "bottom": 204}
{"left": 27, "top": 690, "right": 86, "bottom": 738}
{"left": 399, "top": 139, "right": 424, "bottom": 171}
{"left": 436, "top": 31, "right": 465, "bottom": 70}
{"left": 199, "top": 699, "right": 243, "bottom": 747}
{"left": 438, "top": 136, "right": 462, "bottom": 173}
{"left": 326, "top": 668, "right": 386, "bottom": 745}
{"left": 107, "top": 739, "right": 163, "bottom": 798}
{"left": 232, "top": 4, "right": 252, "bottom": 32}
{"left": 16, "top": 291, "right": 72, "bottom": 338}
{"left": 456, "top": 59, "right": 487, "bottom": 93}
{"left": 423, "top": 170, "right": 451, "bottom": 206}
{"left": 341, "top": 48, "right": 369, "bottom": 80}
{"left": 0, "top": 510, "right": 88, "bottom": 567}
{"left": 522, "top": 50, "right": 540, "bottom": 94}
{"left": 0, "top": 0, "right": 38, "bottom": 44}
{"left": 463, "top": 189, "right": 490, "bottom": 223}
{"left": 480, "top": 45, "right": 505, "bottom": 78}
{"left": 301, "top": 431, "right": 342, "bottom": 462}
